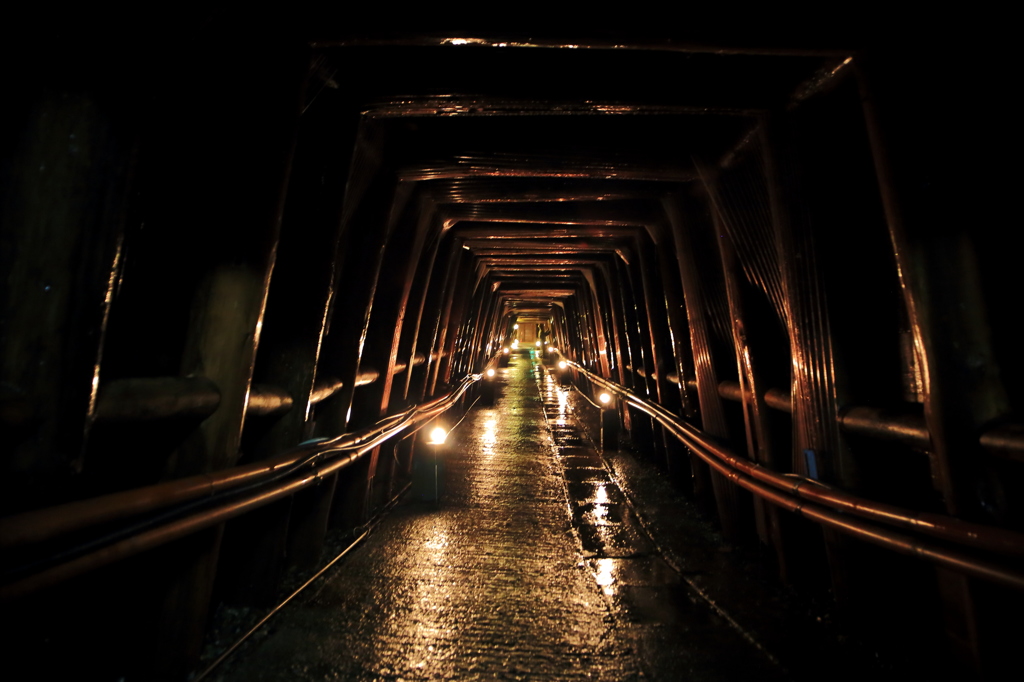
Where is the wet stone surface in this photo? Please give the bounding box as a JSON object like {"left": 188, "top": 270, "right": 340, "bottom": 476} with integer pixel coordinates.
{"left": 212, "top": 354, "right": 787, "bottom": 681}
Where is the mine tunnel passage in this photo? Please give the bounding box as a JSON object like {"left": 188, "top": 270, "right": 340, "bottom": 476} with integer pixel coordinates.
{"left": 2, "top": 19, "right": 1022, "bottom": 682}
{"left": 211, "top": 353, "right": 795, "bottom": 681}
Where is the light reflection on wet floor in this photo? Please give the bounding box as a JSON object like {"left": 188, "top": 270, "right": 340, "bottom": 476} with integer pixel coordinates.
{"left": 214, "top": 353, "right": 787, "bottom": 681}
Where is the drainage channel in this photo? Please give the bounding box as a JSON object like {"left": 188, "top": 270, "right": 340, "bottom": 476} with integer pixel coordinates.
{"left": 532, "top": 357, "right": 790, "bottom": 682}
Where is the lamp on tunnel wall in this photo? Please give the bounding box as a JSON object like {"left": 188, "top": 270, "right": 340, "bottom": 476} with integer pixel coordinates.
{"left": 545, "top": 345, "right": 558, "bottom": 365}
{"left": 429, "top": 426, "right": 447, "bottom": 444}
{"left": 413, "top": 424, "right": 448, "bottom": 503}
{"left": 598, "top": 392, "right": 618, "bottom": 454}
{"left": 557, "top": 359, "right": 570, "bottom": 386}
{"left": 482, "top": 367, "right": 497, "bottom": 406}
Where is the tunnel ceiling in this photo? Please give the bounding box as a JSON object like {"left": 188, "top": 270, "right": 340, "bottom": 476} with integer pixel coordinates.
{"left": 304, "top": 35, "right": 852, "bottom": 337}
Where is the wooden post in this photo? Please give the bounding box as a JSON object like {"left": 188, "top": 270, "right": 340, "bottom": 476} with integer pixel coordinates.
{"left": 144, "top": 38, "right": 304, "bottom": 677}
{"left": 0, "top": 84, "right": 132, "bottom": 512}
{"left": 706, "top": 174, "right": 793, "bottom": 576}
{"left": 856, "top": 55, "right": 1011, "bottom": 675}
{"left": 249, "top": 69, "right": 354, "bottom": 573}
{"left": 636, "top": 232, "right": 681, "bottom": 471}
{"left": 666, "top": 191, "right": 742, "bottom": 537}
{"left": 652, "top": 214, "right": 700, "bottom": 489}
{"left": 762, "top": 113, "right": 859, "bottom": 600}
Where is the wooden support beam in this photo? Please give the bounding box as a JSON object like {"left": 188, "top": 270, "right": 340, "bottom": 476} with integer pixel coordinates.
{"left": 667, "top": 193, "right": 742, "bottom": 536}
{"left": 142, "top": 37, "right": 305, "bottom": 677}
{"left": 0, "top": 83, "right": 132, "bottom": 513}
{"left": 857, "top": 53, "right": 1013, "bottom": 675}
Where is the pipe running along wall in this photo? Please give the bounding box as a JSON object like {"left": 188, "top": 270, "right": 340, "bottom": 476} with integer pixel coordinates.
{"left": 567, "top": 361, "right": 1024, "bottom": 590}
{"left": 0, "top": 373, "right": 481, "bottom": 600}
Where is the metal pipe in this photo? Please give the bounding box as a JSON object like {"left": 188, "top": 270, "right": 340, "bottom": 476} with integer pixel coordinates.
{"left": 716, "top": 379, "right": 1022, "bottom": 457}
{"left": 310, "top": 377, "right": 344, "bottom": 405}
{"left": 245, "top": 384, "right": 293, "bottom": 417}
{"left": 390, "top": 354, "right": 426, "bottom": 377}
{"left": 569, "top": 362, "right": 1024, "bottom": 559}
{"left": 94, "top": 377, "right": 220, "bottom": 422}
{"left": 716, "top": 380, "right": 793, "bottom": 414}
{"left": 1, "top": 373, "right": 480, "bottom": 600}
{"left": 696, "top": 450, "right": 1024, "bottom": 591}
{"left": 838, "top": 405, "right": 929, "bottom": 449}
{"left": 1, "top": 468, "right": 329, "bottom": 602}
{"left": 0, "top": 373, "right": 478, "bottom": 552}
{"left": 93, "top": 371, "right": 390, "bottom": 424}
{"left": 0, "top": 461, "right": 287, "bottom": 550}
{"left": 308, "top": 368, "right": 382, "bottom": 406}
{"left": 980, "top": 424, "right": 1024, "bottom": 464}
{"left": 355, "top": 369, "right": 380, "bottom": 387}
{"left": 763, "top": 388, "right": 792, "bottom": 414}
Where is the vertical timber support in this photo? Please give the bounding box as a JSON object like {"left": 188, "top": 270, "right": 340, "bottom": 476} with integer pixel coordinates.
{"left": 652, "top": 218, "right": 701, "bottom": 490}
{"left": 762, "top": 114, "right": 859, "bottom": 603}
{"left": 666, "top": 193, "right": 741, "bottom": 537}
{"left": 0, "top": 79, "right": 133, "bottom": 513}
{"left": 638, "top": 232, "right": 683, "bottom": 472}
{"left": 149, "top": 40, "right": 305, "bottom": 678}
{"left": 706, "top": 175, "right": 791, "bottom": 576}
{"left": 857, "top": 58, "right": 1012, "bottom": 675}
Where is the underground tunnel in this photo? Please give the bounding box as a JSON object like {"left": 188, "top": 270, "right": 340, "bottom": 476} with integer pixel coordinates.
{"left": 1, "top": 13, "right": 1021, "bottom": 681}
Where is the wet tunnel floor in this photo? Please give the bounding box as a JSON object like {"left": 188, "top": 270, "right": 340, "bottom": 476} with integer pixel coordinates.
{"left": 212, "top": 355, "right": 790, "bottom": 681}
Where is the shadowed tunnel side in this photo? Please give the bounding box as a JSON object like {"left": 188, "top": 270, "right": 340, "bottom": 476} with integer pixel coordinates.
{"left": 1, "top": 15, "right": 1021, "bottom": 681}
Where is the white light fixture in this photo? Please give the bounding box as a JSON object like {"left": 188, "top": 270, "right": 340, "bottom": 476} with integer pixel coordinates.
{"left": 599, "top": 393, "right": 611, "bottom": 404}
{"left": 428, "top": 427, "right": 447, "bottom": 444}
{"left": 486, "top": 368, "right": 495, "bottom": 377}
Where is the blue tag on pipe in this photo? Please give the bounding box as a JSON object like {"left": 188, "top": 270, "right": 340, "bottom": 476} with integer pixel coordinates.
{"left": 803, "top": 449, "right": 819, "bottom": 481}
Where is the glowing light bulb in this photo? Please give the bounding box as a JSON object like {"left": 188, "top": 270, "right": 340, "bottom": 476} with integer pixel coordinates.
{"left": 503, "top": 347, "right": 510, "bottom": 354}
{"left": 429, "top": 427, "right": 447, "bottom": 444}
{"left": 599, "top": 393, "right": 611, "bottom": 404}
{"left": 558, "top": 361, "right": 567, "bottom": 369}
{"left": 486, "top": 368, "right": 495, "bottom": 377}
